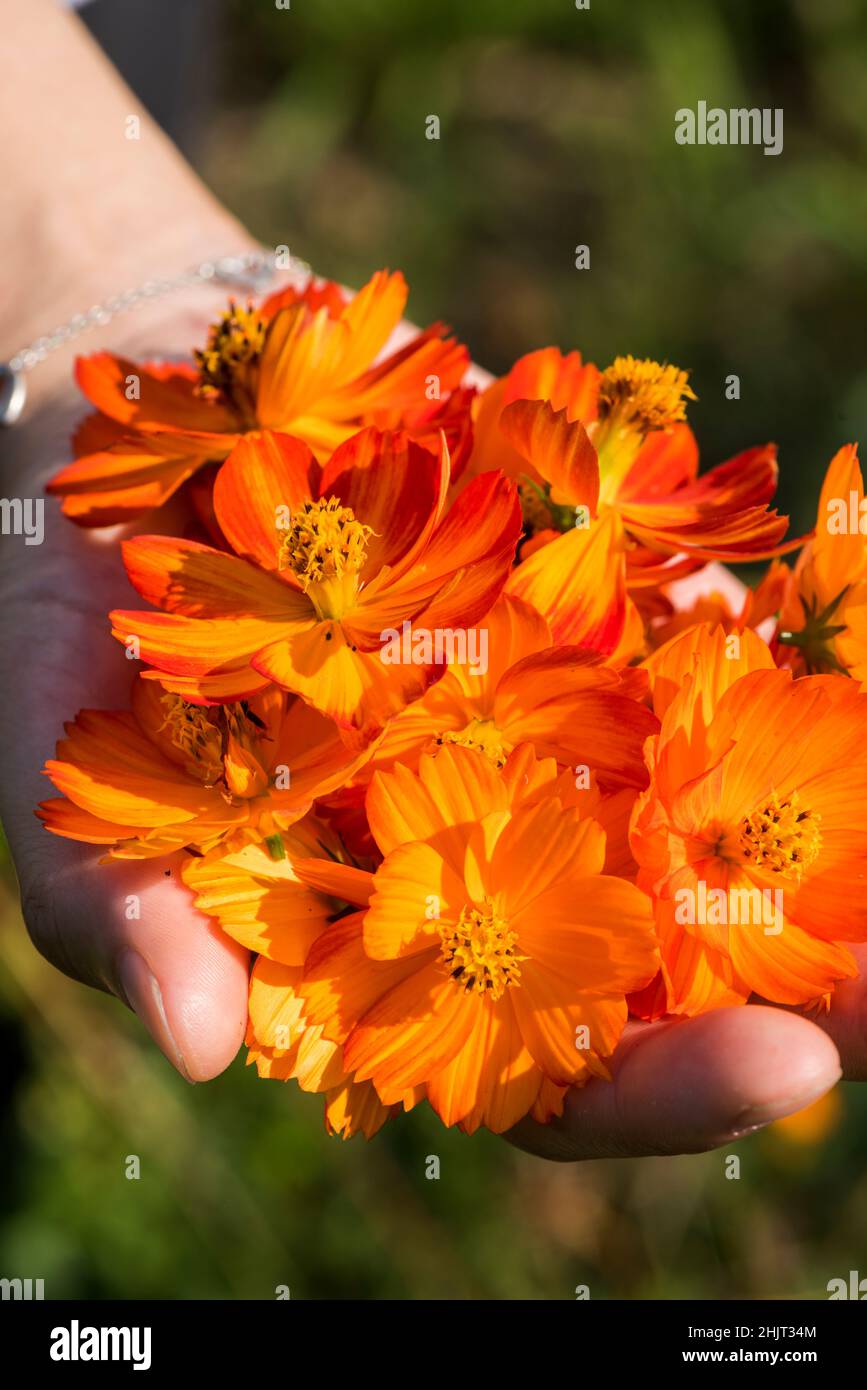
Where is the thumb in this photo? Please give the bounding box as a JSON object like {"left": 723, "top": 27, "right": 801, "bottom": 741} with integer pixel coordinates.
{"left": 17, "top": 837, "right": 249, "bottom": 1081}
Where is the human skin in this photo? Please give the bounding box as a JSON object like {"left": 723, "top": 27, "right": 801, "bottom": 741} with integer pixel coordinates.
{"left": 1, "top": 0, "right": 862, "bottom": 1159}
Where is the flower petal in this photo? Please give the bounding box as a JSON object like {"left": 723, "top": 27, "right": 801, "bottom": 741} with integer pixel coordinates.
{"left": 214, "top": 431, "right": 320, "bottom": 572}
{"left": 499, "top": 398, "right": 599, "bottom": 510}
{"left": 507, "top": 510, "right": 628, "bottom": 652}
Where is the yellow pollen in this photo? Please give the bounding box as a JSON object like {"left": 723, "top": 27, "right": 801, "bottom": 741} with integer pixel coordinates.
{"left": 278, "top": 496, "right": 374, "bottom": 591}
{"left": 438, "top": 898, "right": 524, "bottom": 1001}
{"left": 739, "top": 790, "right": 822, "bottom": 879}
{"left": 597, "top": 355, "right": 696, "bottom": 434}
{"left": 438, "top": 720, "right": 509, "bottom": 769}
{"left": 159, "top": 695, "right": 226, "bottom": 783}
{"left": 193, "top": 300, "right": 266, "bottom": 408}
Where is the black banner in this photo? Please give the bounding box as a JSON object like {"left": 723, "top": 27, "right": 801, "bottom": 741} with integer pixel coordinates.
{"left": 1, "top": 1297, "right": 863, "bottom": 1374}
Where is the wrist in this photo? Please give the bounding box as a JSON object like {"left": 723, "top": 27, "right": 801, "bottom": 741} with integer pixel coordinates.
{"left": 2, "top": 226, "right": 265, "bottom": 425}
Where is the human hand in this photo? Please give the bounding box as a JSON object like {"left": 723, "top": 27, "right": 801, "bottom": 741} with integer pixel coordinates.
{"left": 2, "top": 0, "right": 856, "bottom": 1145}
{"left": 0, "top": 298, "right": 257, "bottom": 1083}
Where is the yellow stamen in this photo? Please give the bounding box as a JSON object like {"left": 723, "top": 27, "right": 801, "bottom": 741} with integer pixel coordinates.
{"left": 597, "top": 355, "right": 696, "bottom": 435}
{"left": 439, "top": 898, "right": 524, "bottom": 1001}
{"left": 193, "top": 300, "right": 266, "bottom": 421}
{"left": 439, "top": 719, "right": 509, "bottom": 769}
{"left": 158, "top": 695, "right": 267, "bottom": 793}
{"left": 278, "top": 496, "right": 374, "bottom": 609}
{"left": 739, "top": 790, "right": 822, "bottom": 879}
{"left": 159, "top": 695, "right": 226, "bottom": 784}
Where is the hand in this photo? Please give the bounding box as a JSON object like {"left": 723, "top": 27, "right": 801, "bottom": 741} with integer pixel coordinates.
{"left": 2, "top": 0, "right": 859, "bottom": 1144}
{"left": 0, "top": 300, "right": 255, "bottom": 1083}
{"left": 0, "top": 0, "right": 258, "bottom": 1081}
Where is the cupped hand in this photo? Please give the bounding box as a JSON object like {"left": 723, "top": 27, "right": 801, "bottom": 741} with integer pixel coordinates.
{"left": 0, "top": 295, "right": 253, "bottom": 1083}
{"left": 0, "top": 325, "right": 858, "bottom": 1148}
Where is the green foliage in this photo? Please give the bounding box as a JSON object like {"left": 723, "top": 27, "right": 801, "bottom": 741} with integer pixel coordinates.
{"left": 2, "top": 923, "right": 865, "bottom": 1299}
{"left": 210, "top": 0, "right": 867, "bottom": 537}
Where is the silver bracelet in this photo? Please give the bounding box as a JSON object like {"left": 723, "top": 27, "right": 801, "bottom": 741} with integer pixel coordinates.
{"left": 0, "top": 249, "right": 311, "bottom": 427}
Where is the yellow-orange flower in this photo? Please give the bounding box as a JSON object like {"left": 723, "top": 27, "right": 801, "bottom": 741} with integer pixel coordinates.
{"left": 464, "top": 349, "right": 801, "bottom": 656}
{"left": 110, "top": 428, "right": 520, "bottom": 740}
{"left": 185, "top": 852, "right": 408, "bottom": 1139}
{"left": 48, "top": 271, "right": 470, "bottom": 525}
{"left": 353, "top": 593, "right": 658, "bottom": 791}
{"left": 38, "top": 673, "right": 400, "bottom": 1138}
{"left": 293, "top": 745, "right": 659, "bottom": 1134}
{"left": 631, "top": 624, "right": 867, "bottom": 1012}
{"left": 38, "top": 677, "right": 369, "bottom": 858}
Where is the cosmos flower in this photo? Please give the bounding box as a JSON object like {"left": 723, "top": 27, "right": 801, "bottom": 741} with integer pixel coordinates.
{"left": 350, "top": 592, "right": 658, "bottom": 791}
{"left": 37, "top": 677, "right": 370, "bottom": 859}
{"left": 110, "top": 427, "right": 521, "bottom": 739}
{"left": 47, "top": 271, "right": 470, "bottom": 524}
{"left": 292, "top": 745, "right": 659, "bottom": 1134}
{"left": 630, "top": 624, "right": 867, "bottom": 1011}
{"left": 465, "top": 350, "right": 801, "bottom": 656}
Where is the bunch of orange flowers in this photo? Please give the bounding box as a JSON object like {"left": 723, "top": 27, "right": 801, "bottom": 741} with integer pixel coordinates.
{"left": 39, "top": 269, "right": 867, "bottom": 1139}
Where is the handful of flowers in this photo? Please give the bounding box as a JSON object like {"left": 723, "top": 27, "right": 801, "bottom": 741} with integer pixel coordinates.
{"left": 39, "top": 269, "right": 867, "bottom": 1139}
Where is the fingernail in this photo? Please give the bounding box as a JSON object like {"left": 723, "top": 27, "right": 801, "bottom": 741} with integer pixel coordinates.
{"left": 730, "top": 1069, "right": 841, "bottom": 1134}
{"left": 117, "top": 949, "right": 195, "bottom": 1084}
{"left": 726, "top": 1122, "right": 766, "bottom": 1141}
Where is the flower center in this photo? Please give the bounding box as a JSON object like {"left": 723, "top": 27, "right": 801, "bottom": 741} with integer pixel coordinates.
{"left": 597, "top": 356, "right": 695, "bottom": 435}
{"left": 159, "top": 695, "right": 267, "bottom": 793}
{"left": 193, "top": 300, "right": 266, "bottom": 423}
{"left": 439, "top": 720, "right": 509, "bottom": 769}
{"left": 159, "top": 695, "right": 227, "bottom": 783}
{"left": 278, "top": 496, "right": 374, "bottom": 607}
{"left": 739, "top": 790, "right": 822, "bottom": 879}
{"left": 438, "top": 898, "right": 524, "bottom": 1001}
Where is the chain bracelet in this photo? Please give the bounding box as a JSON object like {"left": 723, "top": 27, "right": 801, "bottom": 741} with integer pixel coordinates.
{"left": 0, "top": 249, "right": 312, "bottom": 426}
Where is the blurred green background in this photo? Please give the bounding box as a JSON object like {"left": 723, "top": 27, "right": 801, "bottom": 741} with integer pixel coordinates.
{"left": 3, "top": 0, "right": 867, "bottom": 1301}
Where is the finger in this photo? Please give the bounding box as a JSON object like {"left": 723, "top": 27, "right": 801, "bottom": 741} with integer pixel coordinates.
{"left": 20, "top": 837, "right": 249, "bottom": 1082}
{"left": 506, "top": 1005, "right": 841, "bottom": 1161}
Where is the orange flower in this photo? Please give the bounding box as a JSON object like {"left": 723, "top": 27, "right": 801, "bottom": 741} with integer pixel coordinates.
{"left": 37, "top": 677, "right": 370, "bottom": 859}
{"left": 630, "top": 624, "right": 867, "bottom": 1012}
{"left": 238, "top": 908, "right": 422, "bottom": 1140}
{"left": 776, "top": 444, "right": 867, "bottom": 679}
{"left": 38, "top": 670, "right": 399, "bottom": 1137}
{"left": 352, "top": 593, "right": 658, "bottom": 791}
{"left": 293, "top": 745, "right": 659, "bottom": 1134}
{"left": 111, "top": 428, "right": 520, "bottom": 740}
{"left": 464, "top": 350, "right": 800, "bottom": 654}
{"left": 48, "top": 271, "right": 470, "bottom": 525}
{"left": 472, "top": 348, "right": 796, "bottom": 564}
